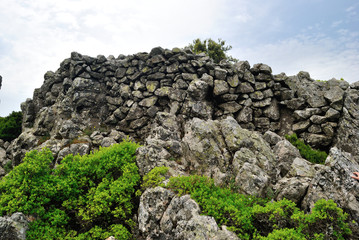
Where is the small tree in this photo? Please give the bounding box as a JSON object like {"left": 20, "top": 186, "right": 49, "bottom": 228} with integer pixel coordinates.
{"left": 188, "top": 38, "right": 238, "bottom": 63}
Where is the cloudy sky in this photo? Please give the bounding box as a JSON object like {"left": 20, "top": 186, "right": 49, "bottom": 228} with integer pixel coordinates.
{"left": 0, "top": 0, "right": 358, "bottom": 116}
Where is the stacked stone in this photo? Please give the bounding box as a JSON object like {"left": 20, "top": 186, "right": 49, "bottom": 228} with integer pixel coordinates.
{"left": 279, "top": 72, "right": 348, "bottom": 148}
{"left": 6, "top": 46, "right": 356, "bottom": 167}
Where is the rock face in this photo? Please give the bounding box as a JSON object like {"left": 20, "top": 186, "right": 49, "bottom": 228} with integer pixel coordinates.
{"left": 1, "top": 47, "right": 359, "bottom": 238}
{"left": 138, "top": 187, "right": 239, "bottom": 240}
{"left": 0, "top": 212, "right": 28, "bottom": 240}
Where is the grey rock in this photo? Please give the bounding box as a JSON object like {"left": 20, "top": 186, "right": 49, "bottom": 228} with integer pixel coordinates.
{"left": 263, "top": 131, "right": 282, "bottom": 146}
{"left": 218, "top": 101, "right": 242, "bottom": 114}
{"left": 324, "top": 86, "right": 344, "bottom": 111}
{"left": 292, "top": 120, "right": 311, "bottom": 132}
{"left": 214, "top": 67, "right": 227, "bottom": 80}
{"left": 273, "top": 140, "right": 301, "bottom": 178}
{"left": 139, "top": 96, "right": 158, "bottom": 107}
{"left": 274, "top": 177, "right": 311, "bottom": 204}
{"left": 263, "top": 99, "right": 280, "bottom": 120}
{"left": 139, "top": 187, "right": 239, "bottom": 240}
{"left": 238, "top": 82, "right": 254, "bottom": 93}
{"left": 252, "top": 98, "right": 271, "bottom": 108}
{"left": 227, "top": 74, "right": 240, "bottom": 88}
{"left": 213, "top": 80, "right": 229, "bottom": 96}
{"left": 236, "top": 106, "right": 253, "bottom": 123}
{"left": 302, "top": 147, "right": 359, "bottom": 223}
{"left": 0, "top": 212, "right": 28, "bottom": 240}
{"left": 293, "top": 108, "right": 322, "bottom": 120}
{"left": 188, "top": 79, "right": 209, "bottom": 100}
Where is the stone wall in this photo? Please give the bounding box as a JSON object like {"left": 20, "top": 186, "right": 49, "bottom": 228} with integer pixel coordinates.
{"left": 1, "top": 46, "right": 358, "bottom": 169}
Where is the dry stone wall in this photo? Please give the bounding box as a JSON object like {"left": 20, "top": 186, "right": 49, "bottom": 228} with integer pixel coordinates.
{"left": 1, "top": 46, "right": 358, "bottom": 170}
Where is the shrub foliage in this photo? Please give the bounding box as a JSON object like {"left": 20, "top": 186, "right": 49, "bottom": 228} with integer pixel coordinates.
{"left": 165, "top": 174, "right": 354, "bottom": 239}
{"left": 285, "top": 133, "right": 328, "bottom": 164}
{"left": 188, "top": 38, "right": 238, "bottom": 63}
{"left": 0, "top": 140, "right": 140, "bottom": 239}
{"left": 0, "top": 111, "right": 22, "bottom": 141}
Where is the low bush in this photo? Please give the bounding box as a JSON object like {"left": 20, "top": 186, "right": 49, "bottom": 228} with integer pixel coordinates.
{"left": 0, "top": 140, "right": 140, "bottom": 240}
{"left": 0, "top": 111, "right": 22, "bottom": 141}
{"left": 164, "top": 174, "right": 354, "bottom": 239}
{"left": 285, "top": 133, "right": 327, "bottom": 164}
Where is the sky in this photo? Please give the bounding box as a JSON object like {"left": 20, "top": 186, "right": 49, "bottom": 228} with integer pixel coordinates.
{"left": 0, "top": 0, "right": 358, "bottom": 116}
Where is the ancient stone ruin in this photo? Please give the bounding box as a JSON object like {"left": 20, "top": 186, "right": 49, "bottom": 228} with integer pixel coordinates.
{"left": 1, "top": 47, "right": 359, "bottom": 239}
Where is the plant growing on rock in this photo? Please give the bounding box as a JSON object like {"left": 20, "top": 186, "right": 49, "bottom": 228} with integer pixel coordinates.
{"left": 165, "top": 174, "right": 354, "bottom": 239}
{"left": 188, "top": 38, "right": 238, "bottom": 63}
{"left": 285, "top": 133, "right": 328, "bottom": 164}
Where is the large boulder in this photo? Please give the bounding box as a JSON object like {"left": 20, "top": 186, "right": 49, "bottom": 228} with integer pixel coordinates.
{"left": 138, "top": 187, "right": 239, "bottom": 240}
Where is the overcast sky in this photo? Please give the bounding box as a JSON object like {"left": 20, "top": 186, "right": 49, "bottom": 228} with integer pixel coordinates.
{"left": 0, "top": 0, "right": 358, "bottom": 116}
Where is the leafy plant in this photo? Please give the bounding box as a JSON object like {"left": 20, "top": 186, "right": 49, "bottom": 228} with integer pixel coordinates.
{"left": 0, "top": 111, "right": 22, "bottom": 141}
{"left": 0, "top": 140, "right": 141, "bottom": 240}
{"left": 165, "top": 175, "right": 355, "bottom": 239}
{"left": 188, "top": 38, "right": 238, "bottom": 63}
{"left": 140, "top": 166, "right": 169, "bottom": 191}
{"left": 285, "top": 133, "right": 328, "bottom": 164}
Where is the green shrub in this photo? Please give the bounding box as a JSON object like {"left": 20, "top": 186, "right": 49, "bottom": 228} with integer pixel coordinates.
{"left": 252, "top": 199, "right": 299, "bottom": 236}
{"left": 256, "top": 228, "right": 306, "bottom": 240}
{"left": 166, "top": 175, "right": 355, "bottom": 239}
{"left": 285, "top": 133, "right": 327, "bottom": 164}
{"left": 167, "top": 175, "right": 267, "bottom": 239}
{"left": 188, "top": 38, "right": 238, "bottom": 63}
{"left": 0, "top": 111, "right": 22, "bottom": 141}
{"left": 140, "top": 166, "right": 169, "bottom": 191}
{"left": 0, "top": 140, "right": 141, "bottom": 240}
{"left": 292, "top": 199, "right": 352, "bottom": 239}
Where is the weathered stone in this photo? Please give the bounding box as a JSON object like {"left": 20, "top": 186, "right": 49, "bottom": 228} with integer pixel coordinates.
{"left": 227, "top": 74, "right": 240, "bottom": 88}
{"left": 243, "top": 69, "right": 255, "bottom": 84}
{"left": 139, "top": 96, "right": 158, "bottom": 107}
{"left": 214, "top": 67, "right": 227, "bottom": 80}
{"left": 302, "top": 148, "right": 359, "bottom": 223}
{"left": 250, "top": 91, "right": 264, "bottom": 100}
{"left": 252, "top": 98, "right": 271, "bottom": 108}
{"left": 238, "top": 82, "right": 254, "bottom": 93}
{"left": 324, "top": 86, "right": 344, "bottom": 111}
{"left": 273, "top": 140, "right": 301, "bottom": 178}
{"left": 254, "top": 117, "right": 270, "bottom": 129}
{"left": 263, "top": 131, "right": 282, "bottom": 146}
{"left": 263, "top": 99, "right": 280, "bottom": 120}
{"left": 188, "top": 79, "right": 209, "bottom": 100}
{"left": 236, "top": 106, "right": 253, "bottom": 123}
{"left": 213, "top": 80, "right": 229, "bottom": 96}
{"left": 293, "top": 108, "right": 322, "bottom": 120}
{"left": 0, "top": 212, "right": 28, "bottom": 240}
{"left": 292, "top": 120, "right": 311, "bottom": 132}
{"left": 146, "top": 81, "right": 159, "bottom": 93}
{"left": 274, "top": 177, "right": 311, "bottom": 204}
{"left": 308, "top": 124, "right": 322, "bottom": 133}
{"left": 310, "top": 115, "right": 326, "bottom": 124}
{"left": 255, "top": 82, "right": 266, "bottom": 90}
{"left": 303, "top": 133, "right": 332, "bottom": 147}
{"left": 325, "top": 108, "right": 340, "bottom": 120}
{"left": 218, "top": 101, "right": 242, "bottom": 114}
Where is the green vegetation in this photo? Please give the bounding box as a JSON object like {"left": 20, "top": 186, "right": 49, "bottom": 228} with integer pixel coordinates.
{"left": 188, "top": 38, "right": 238, "bottom": 63}
{"left": 0, "top": 111, "right": 22, "bottom": 141}
{"left": 0, "top": 140, "right": 140, "bottom": 240}
{"left": 165, "top": 174, "right": 353, "bottom": 239}
{"left": 285, "top": 133, "right": 328, "bottom": 164}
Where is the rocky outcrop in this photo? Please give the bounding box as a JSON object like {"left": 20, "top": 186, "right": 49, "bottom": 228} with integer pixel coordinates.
{"left": 0, "top": 212, "right": 28, "bottom": 240}
{"left": 2, "top": 47, "right": 358, "bottom": 170}
{"left": 1, "top": 47, "right": 359, "bottom": 238}
{"left": 138, "top": 186, "right": 239, "bottom": 240}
